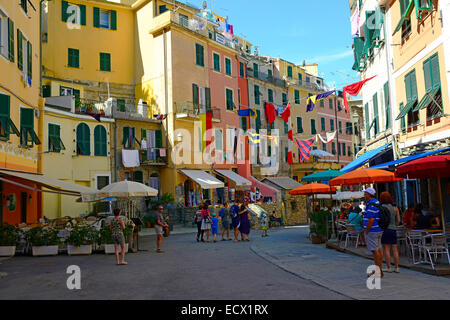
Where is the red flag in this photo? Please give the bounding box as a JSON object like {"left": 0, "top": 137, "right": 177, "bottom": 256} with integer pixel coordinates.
{"left": 288, "top": 130, "right": 293, "bottom": 141}
{"left": 288, "top": 151, "right": 293, "bottom": 165}
{"left": 280, "top": 104, "right": 291, "bottom": 123}
{"left": 343, "top": 76, "right": 376, "bottom": 112}
{"left": 206, "top": 112, "right": 213, "bottom": 148}
{"left": 265, "top": 102, "right": 276, "bottom": 126}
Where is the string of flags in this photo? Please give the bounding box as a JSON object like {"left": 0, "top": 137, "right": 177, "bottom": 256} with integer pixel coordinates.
{"left": 306, "top": 90, "right": 336, "bottom": 112}
{"left": 295, "top": 137, "right": 315, "bottom": 163}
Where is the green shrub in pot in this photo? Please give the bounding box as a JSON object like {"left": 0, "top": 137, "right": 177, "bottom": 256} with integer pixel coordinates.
{"left": 66, "top": 225, "right": 98, "bottom": 247}
{"left": 0, "top": 223, "right": 21, "bottom": 246}
{"left": 25, "top": 227, "right": 60, "bottom": 246}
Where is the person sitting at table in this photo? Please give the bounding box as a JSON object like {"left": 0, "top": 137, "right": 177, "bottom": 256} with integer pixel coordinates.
{"left": 402, "top": 204, "right": 415, "bottom": 227}
{"left": 413, "top": 208, "right": 432, "bottom": 230}
{"left": 348, "top": 205, "right": 365, "bottom": 246}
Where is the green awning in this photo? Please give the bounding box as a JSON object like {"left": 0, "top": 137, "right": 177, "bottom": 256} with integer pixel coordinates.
{"left": 393, "top": 0, "right": 415, "bottom": 36}
{"left": 396, "top": 99, "right": 417, "bottom": 120}
{"left": 0, "top": 117, "right": 20, "bottom": 137}
{"left": 413, "top": 86, "right": 441, "bottom": 112}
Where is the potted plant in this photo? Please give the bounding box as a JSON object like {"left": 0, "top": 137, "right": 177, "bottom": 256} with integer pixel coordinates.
{"left": 309, "top": 210, "right": 331, "bottom": 244}
{"left": 0, "top": 223, "right": 21, "bottom": 257}
{"left": 66, "top": 225, "right": 98, "bottom": 256}
{"left": 100, "top": 226, "right": 129, "bottom": 255}
{"left": 25, "top": 227, "right": 60, "bottom": 256}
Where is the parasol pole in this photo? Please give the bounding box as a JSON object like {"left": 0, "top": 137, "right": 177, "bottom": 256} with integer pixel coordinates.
{"left": 330, "top": 186, "right": 335, "bottom": 239}
{"left": 438, "top": 176, "right": 446, "bottom": 235}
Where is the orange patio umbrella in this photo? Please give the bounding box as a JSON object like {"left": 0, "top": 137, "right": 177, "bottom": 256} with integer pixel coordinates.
{"left": 329, "top": 169, "right": 403, "bottom": 187}
{"left": 290, "top": 183, "right": 337, "bottom": 196}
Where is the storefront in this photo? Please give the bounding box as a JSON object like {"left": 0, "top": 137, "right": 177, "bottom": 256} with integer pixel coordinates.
{"left": 179, "top": 170, "right": 225, "bottom": 207}
{"left": 214, "top": 170, "right": 252, "bottom": 204}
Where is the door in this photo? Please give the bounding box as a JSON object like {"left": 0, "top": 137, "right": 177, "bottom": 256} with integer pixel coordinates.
{"left": 21, "top": 192, "right": 27, "bottom": 224}
{"left": 184, "top": 180, "right": 191, "bottom": 207}
{"left": 406, "top": 180, "right": 417, "bottom": 207}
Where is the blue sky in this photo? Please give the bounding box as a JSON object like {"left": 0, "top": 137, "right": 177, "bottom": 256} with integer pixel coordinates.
{"left": 188, "top": 0, "right": 360, "bottom": 89}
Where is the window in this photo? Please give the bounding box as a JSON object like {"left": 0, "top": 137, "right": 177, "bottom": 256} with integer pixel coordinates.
{"left": 254, "top": 85, "right": 260, "bottom": 105}
{"left": 321, "top": 118, "right": 326, "bottom": 131}
{"left": 68, "top": 48, "right": 79, "bottom": 68}
{"left": 93, "top": 7, "right": 116, "bottom": 30}
{"left": 329, "top": 99, "right": 333, "bottom": 109}
{"left": 226, "top": 89, "right": 234, "bottom": 110}
{"left": 346, "top": 122, "right": 353, "bottom": 135}
{"left": 0, "top": 11, "right": 11, "bottom": 59}
{"left": 17, "top": 29, "right": 32, "bottom": 80}
{"left": 373, "top": 93, "right": 379, "bottom": 135}
{"left": 100, "top": 52, "right": 111, "bottom": 72}
{"left": 117, "top": 99, "right": 126, "bottom": 112}
{"left": 285, "top": 147, "right": 289, "bottom": 162}
{"left": 320, "top": 99, "right": 324, "bottom": 108}
{"left": 59, "top": 86, "right": 79, "bottom": 97}
{"left": 298, "top": 73, "right": 302, "bottom": 83}
{"left": 133, "top": 171, "right": 143, "bottom": 184}
{"left": 404, "top": 69, "right": 419, "bottom": 127}
{"left": 7, "top": 17, "right": 14, "bottom": 62}
{"left": 253, "top": 63, "right": 259, "bottom": 78}
{"left": 215, "top": 129, "right": 223, "bottom": 151}
{"left": 339, "top": 121, "right": 342, "bottom": 134}
{"left": 241, "top": 117, "right": 247, "bottom": 132}
{"left": 159, "top": 5, "right": 168, "bottom": 14}
{"left": 330, "top": 119, "right": 334, "bottom": 131}
{"left": 297, "top": 117, "right": 303, "bottom": 134}
{"left": 422, "top": 53, "right": 442, "bottom": 119}
{"left": 213, "top": 53, "right": 220, "bottom": 72}
{"left": 332, "top": 142, "right": 336, "bottom": 155}
{"left": 256, "top": 110, "right": 261, "bottom": 134}
{"left": 342, "top": 143, "right": 346, "bottom": 156}
{"left": 348, "top": 146, "right": 352, "bottom": 157}
{"left": 311, "top": 119, "right": 316, "bottom": 134}
{"left": 225, "top": 57, "right": 231, "bottom": 76}
{"left": 337, "top": 100, "right": 342, "bottom": 111}
{"left": 306, "top": 76, "right": 310, "bottom": 83}
{"left": 268, "top": 89, "right": 273, "bottom": 103}
{"left": 76, "top": 123, "right": 90, "bottom": 155}
{"left": 384, "top": 82, "right": 391, "bottom": 129}
{"left": 322, "top": 143, "right": 327, "bottom": 151}
{"left": 179, "top": 14, "right": 188, "bottom": 28}
{"left": 122, "top": 126, "right": 136, "bottom": 149}
{"left": 20, "top": 0, "right": 28, "bottom": 13}
{"left": 294, "top": 90, "right": 300, "bottom": 104}
{"left": 239, "top": 62, "right": 245, "bottom": 78}
{"left": 0, "top": 94, "right": 19, "bottom": 140}
{"left": 268, "top": 69, "right": 273, "bottom": 79}
{"left": 287, "top": 66, "right": 292, "bottom": 78}
{"left": 284, "top": 122, "right": 288, "bottom": 134}
{"left": 48, "top": 123, "right": 65, "bottom": 153}
{"left": 282, "top": 93, "right": 288, "bottom": 106}
{"left": 195, "top": 44, "right": 204, "bottom": 67}
{"left": 61, "top": 1, "right": 86, "bottom": 26}
{"left": 96, "top": 175, "right": 110, "bottom": 190}
{"left": 94, "top": 125, "right": 107, "bottom": 156}
{"left": 20, "top": 108, "right": 40, "bottom": 147}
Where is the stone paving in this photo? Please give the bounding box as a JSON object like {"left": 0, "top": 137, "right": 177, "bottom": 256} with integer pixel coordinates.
{"left": 250, "top": 226, "right": 450, "bottom": 300}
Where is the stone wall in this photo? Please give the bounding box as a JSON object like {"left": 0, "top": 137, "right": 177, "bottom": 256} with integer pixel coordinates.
{"left": 257, "top": 194, "right": 308, "bottom": 226}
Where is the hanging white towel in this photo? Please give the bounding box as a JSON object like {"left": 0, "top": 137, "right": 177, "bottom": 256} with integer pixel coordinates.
{"left": 122, "top": 149, "right": 140, "bottom": 168}
{"left": 141, "top": 139, "right": 148, "bottom": 150}
{"left": 199, "top": 87, "right": 206, "bottom": 113}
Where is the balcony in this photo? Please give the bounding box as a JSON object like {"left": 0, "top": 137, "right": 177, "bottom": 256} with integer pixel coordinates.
{"left": 252, "top": 72, "right": 286, "bottom": 88}
{"left": 285, "top": 78, "right": 326, "bottom": 93}
{"left": 175, "top": 101, "right": 221, "bottom": 120}
{"left": 140, "top": 149, "right": 168, "bottom": 167}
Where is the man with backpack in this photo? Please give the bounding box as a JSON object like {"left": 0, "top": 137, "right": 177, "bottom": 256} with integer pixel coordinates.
{"left": 363, "top": 188, "right": 385, "bottom": 278}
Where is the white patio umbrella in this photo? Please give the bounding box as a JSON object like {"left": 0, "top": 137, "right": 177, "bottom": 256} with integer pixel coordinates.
{"left": 94, "top": 180, "right": 158, "bottom": 199}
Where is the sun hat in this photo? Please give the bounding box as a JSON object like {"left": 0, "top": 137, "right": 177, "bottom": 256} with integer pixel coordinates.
{"left": 362, "top": 187, "right": 376, "bottom": 196}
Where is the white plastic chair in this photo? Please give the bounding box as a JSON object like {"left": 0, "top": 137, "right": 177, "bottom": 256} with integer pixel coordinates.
{"left": 345, "top": 224, "right": 361, "bottom": 249}
{"left": 406, "top": 231, "right": 424, "bottom": 265}
{"left": 423, "top": 234, "right": 450, "bottom": 270}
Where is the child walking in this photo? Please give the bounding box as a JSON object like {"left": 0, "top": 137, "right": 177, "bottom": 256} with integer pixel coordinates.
{"left": 261, "top": 212, "right": 269, "bottom": 237}
{"left": 211, "top": 212, "right": 219, "bottom": 243}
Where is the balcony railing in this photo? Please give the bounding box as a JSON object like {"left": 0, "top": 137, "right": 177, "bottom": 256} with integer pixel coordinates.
{"left": 175, "top": 101, "right": 221, "bottom": 120}
{"left": 74, "top": 98, "right": 112, "bottom": 118}
{"left": 140, "top": 149, "right": 168, "bottom": 166}
{"left": 285, "top": 78, "right": 326, "bottom": 92}
{"left": 253, "top": 72, "right": 286, "bottom": 87}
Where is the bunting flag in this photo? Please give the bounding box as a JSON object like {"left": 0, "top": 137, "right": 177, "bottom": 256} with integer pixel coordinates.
{"left": 86, "top": 112, "right": 101, "bottom": 122}
{"left": 295, "top": 137, "right": 316, "bottom": 163}
{"left": 306, "top": 90, "right": 336, "bottom": 112}
{"left": 153, "top": 114, "right": 167, "bottom": 121}
{"left": 234, "top": 108, "right": 256, "bottom": 118}
{"left": 248, "top": 132, "right": 260, "bottom": 146}
{"left": 316, "top": 131, "right": 337, "bottom": 144}
{"left": 265, "top": 102, "right": 276, "bottom": 126}
{"left": 342, "top": 76, "right": 376, "bottom": 112}
{"left": 199, "top": 112, "right": 213, "bottom": 151}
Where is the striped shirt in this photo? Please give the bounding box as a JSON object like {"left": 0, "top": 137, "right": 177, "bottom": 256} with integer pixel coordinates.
{"left": 363, "top": 198, "right": 382, "bottom": 233}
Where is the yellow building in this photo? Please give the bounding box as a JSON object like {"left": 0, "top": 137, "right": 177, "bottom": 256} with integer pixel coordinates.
{"left": 42, "top": 96, "right": 113, "bottom": 218}
{"left": 387, "top": 0, "right": 450, "bottom": 210}
{"left": 0, "top": 0, "right": 43, "bottom": 224}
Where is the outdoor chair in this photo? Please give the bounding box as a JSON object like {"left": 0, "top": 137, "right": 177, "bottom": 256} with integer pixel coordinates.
{"left": 406, "top": 232, "right": 424, "bottom": 265}
{"left": 336, "top": 221, "right": 347, "bottom": 248}
{"left": 423, "top": 234, "right": 450, "bottom": 270}
{"left": 396, "top": 227, "right": 408, "bottom": 256}
{"left": 345, "top": 224, "right": 361, "bottom": 249}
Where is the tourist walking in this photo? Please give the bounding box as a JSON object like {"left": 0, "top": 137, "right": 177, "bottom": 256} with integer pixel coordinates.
{"left": 219, "top": 203, "right": 232, "bottom": 241}
{"left": 239, "top": 202, "right": 251, "bottom": 241}
{"left": 201, "top": 204, "right": 212, "bottom": 242}
{"left": 195, "top": 208, "right": 204, "bottom": 242}
{"left": 363, "top": 188, "right": 384, "bottom": 278}
{"left": 211, "top": 213, "right": 219, "bottom": 243}
{"left": 230, "top": 202, "right": 241, "bottom": 242}
{"left": 110, "top": 208, "right": 127, "bottom": 266}
{"left": 380, "top": 192, "right": 401, "bottom": 274}
{"left": 261, "top": 212, "right": 268, "bottom": 237}
{"left": 155, "top": 205, "right": 169, "bottom": 253}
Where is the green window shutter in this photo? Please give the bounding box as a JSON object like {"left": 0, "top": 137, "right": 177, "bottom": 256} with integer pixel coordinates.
{"left": 404, "top": 72, "right": 411, "bottom": 102}
{"left": 122, "top": 127, "right": 129, "bottom": 147}
{"left": 423, "top": 58, "right": 432, "bottom": 92}
{"left": 225, "top": 58, "right": 231, "bottom": 76}
{"left": 268, "top": 89, "right": 273, "bottom": 103}
{"left": 254, "top": 85, "right": 260, "bottom": 105}
{"left": 364, "top": 103, "right": 370, "bottom": 140}
{"left": 8, "top": 19, "right": 14, "bottom": 62}
{"left": 430, "top": 53, "right": 441, "bottom": 89}
{"left": 133, "top": 171, "right": 143, "bottom": 184}
{"left": 100, "top": 53, "right": 111, "bottom": 71}
{"left": 196, "top": 44, "right": 204, "bottom": 66}
{"left": 256, "top": 110, "right": 261, "bottom": 134}
{"left": 329, "top": 99, "right": 333, "bottom": 109}
{"left": 117, "top": 99, "right": 125, "bottom": 112}
{"left": 330, "top": 119, "right": 335, "bottom": 131}
{"left": 17, "top": 29, "right": 23, "bottom": 71}
{"left": 20, "top": 108, "right": 34, "bottom": 146}
{"left": 410, "top": 70, "right": 418, "bottom": 101}
{"left": 400, "top": 103, "right": 406, "bottom": 131}
{"left": 298, "top": 73, "right": 302, "bottom": 82}
{"left": 322, "top": 143, "right": 327, "bottom": 151}
{"left": 332, "top": 142, "right": 336, "bottom": 155}
{"left": 43, "top": 85, "right": 51, "bottom": 97}
{"left": 68, "top": 48, "right": 79, "bottom": 68}
{"left": 321, "top": 118, "right": 325, "bottom": 131}
{"left": 343, "top": 143, "right": 346, "bottom": 156}
{"left": 239, "top": 62, "right": 245, "bottom": 78}
{"left": 253, "top": 63, "right": 258, "bottom": 78}
{"left": 297, "top": 117, "right": 303, "bottom": 134}
{"left": 295, "top": 90, "right": 300, "bottom": 104}
{"left": 192, "top": 84, "right": 199, "bottom": 110}
{"left": 94, "top": 126, "right": 107, "bottom": 156}
{"left": 111, "top": 10, "right": 117, "bottom": 30}
{"left": 0, "top": 94, "right": 11, "bottom": 139}
{"left": 77, "top": 123, "right": 90, "bottom": 155}
{"left": 373, "top": 93, "right": 379, "bottom": 134}
{"left": 80, "top": 5, "right": 86, "bottom": 25}
{"left": 226, "top": 89, "right": 233, "bottom": 110}
{"left": 27, "top": 41, "right": 32, "bottom": 79}
{"left": 282, "top": 93, "right": 287, "bottom": 105}
{"left": 62, "top": 1, "right": 69, "bottom": 22}
{"left": 155, "top": 130, "right": 163, "bottom": 148}
{"left": 93, "top": 7, "right": 100, "bottom": 28}
{"left": 285, "top": 147, "right": 289, "bottom": 162}
{"left": 141, "top": 129, "right": 146, "bottom": 140}
{"left": 384, "top": 82, "right": 391, "bottom": 129}
{"left": 213, "top": 53, "right": 220, "bottom": 72}
{"left": 311, "top": 119, "right": 316, "bottom": 134}
{"left": 284, "top": 122, "right": 288, "bottom": 134}
{"left": 205, "top": 87, "right": 211, "bottom": 109}
{"left": 241, "top": 117, "right": 247, "bottom": 132}
{"left": 287, "top": 66, "right": 292, "bottom": 78}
